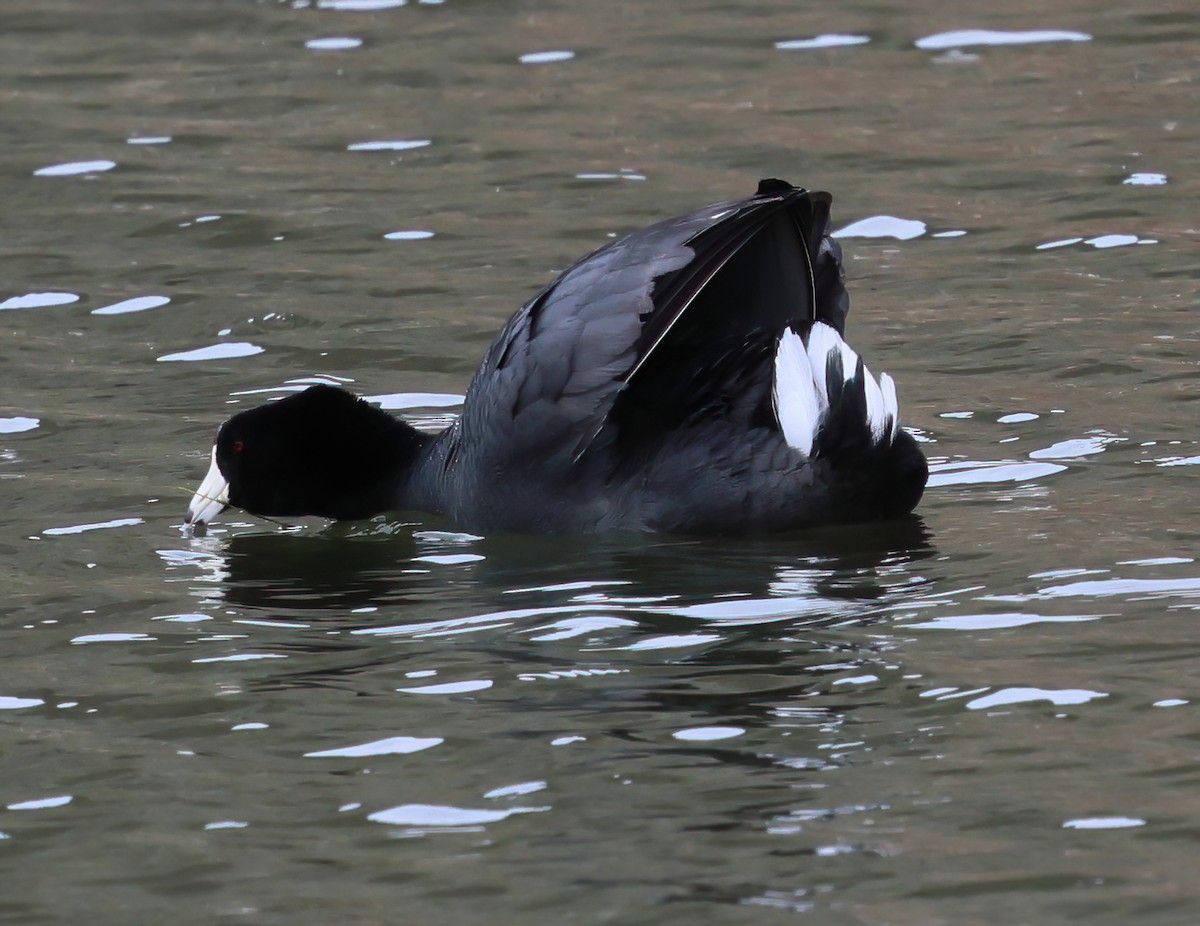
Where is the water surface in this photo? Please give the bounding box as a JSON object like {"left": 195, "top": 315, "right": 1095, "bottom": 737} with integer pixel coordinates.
{"left": 2, "top": 0, "right": 1199, "bottom": 922}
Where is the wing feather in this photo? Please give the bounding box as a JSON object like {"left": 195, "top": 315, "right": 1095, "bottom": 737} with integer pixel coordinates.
{"left": 455, "top": 181, "right": 847, "bottom": 479}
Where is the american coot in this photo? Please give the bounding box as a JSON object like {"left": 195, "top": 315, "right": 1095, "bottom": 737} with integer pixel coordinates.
{"left": 186, "top": 179, "right": 927, "bottom": 534}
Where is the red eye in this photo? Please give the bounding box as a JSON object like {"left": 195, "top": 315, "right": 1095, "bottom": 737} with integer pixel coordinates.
{"left": 232, "top": 440, "right": 245, "bottom": 454}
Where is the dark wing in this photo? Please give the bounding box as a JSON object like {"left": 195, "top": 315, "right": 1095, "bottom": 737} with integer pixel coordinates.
{"left": 455, "top": 180, "right": 848, "bottom": 475}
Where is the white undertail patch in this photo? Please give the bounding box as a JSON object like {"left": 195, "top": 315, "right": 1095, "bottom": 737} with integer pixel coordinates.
{"left": 879, "top": 372, "right": 900, "bottom": 441}
{"left": 863, "top": 365, "right": 887, "bottom": 442}
{"left": 802, "top": 322, "right": 840, "bottom": 412}
{"left": 773, "top": 321, "right": 901, "bottom": 455}
{"left": 773, "top": 328, "right": 819, "bottom": 455}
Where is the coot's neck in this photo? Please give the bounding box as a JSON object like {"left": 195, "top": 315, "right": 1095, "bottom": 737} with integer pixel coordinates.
{"left": 382, "top": 417, "right": 452, "bottom": 518}
{"left": 335, "top": 414, "right": 438, "bottom": 521}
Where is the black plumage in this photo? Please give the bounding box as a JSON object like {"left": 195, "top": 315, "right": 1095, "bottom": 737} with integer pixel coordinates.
{"left": 187, "top": 180, "right": 927, "bottom": 534}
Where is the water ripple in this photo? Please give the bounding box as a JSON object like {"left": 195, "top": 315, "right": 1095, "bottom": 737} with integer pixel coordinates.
{"left": 833, "top": 216, "right": 926, "bottom": 240}
{"left": 915, "top": 29, "right": 1092, "bottom": 50}
{"left": 519, "top": 50, "right": 574, "bottom": 64}
{"left": 305, "top": 37, "right": 363, "bottom": 50}
{"left": 964, "top": 687, "right": 1108, "bottom": 710}
{"left": 34, "top": 160, "right": 116, "bottom": 177}
{"left": 0, "top": 417, "right": 39, "bottom": 434}
{"left": 7, "top": 796, "right": 73, "bottom": 811}
{"left": 92, "top": 295, "right": 170, "bottom": 316}
{"left": 347, "top": 139, "right": 430, "bottom": 152}
{"left": 0, "top": 696, "right": 44, "bottom": 710}
{"left": 0, "top": 292, "right": 79, "bottom": 311}
{"left": 907, "top": 612, "right": 1100, "bottom": 631}
{"left": 157, "top": 342, "right": 264, "bottom": 362}
{"left": 305, "top": 736, "right": 443, "bottom": 757}
{"left": 927, "top": 460, "right": 1065, "bottom": 487}
{"left": 775, "top": 34, "right": 869, "bottom": 51}
{"left": 1063, "top": 816, "right": 1145, "bottom": 830}
{"left": 367, "top": 803, "right": 549, "bottom": 829}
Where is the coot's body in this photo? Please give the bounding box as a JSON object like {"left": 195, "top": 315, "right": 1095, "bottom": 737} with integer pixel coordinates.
{"left": 187, "top": 180, "right": 927, "bottom": 534}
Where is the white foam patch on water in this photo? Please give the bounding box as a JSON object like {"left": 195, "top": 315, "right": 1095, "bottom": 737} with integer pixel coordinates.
{"left": 0, "top": 292, "right": 80, "bottom": 310}
{"left": 306, "top": 37, "right": 363, "bottom": 50}
{"left": 0, "top": 696, "right": 44, "bottom": 710}
{"left": 1118, "top": 557, "right": 1193, "bottom": 566}
{"left": 92, "top": 295, "right": 171, "bottom": 316}
{"left": 127, "top": 135, "right": 172, "bottom": 145}
{"left": 1063, "top": 816, "right": 1145, "bottom": 830}
{"left": 775, "top": 34, "right": 869, "bottom": 50}
{"left": 34, "top": 160, "right": 116, "bottom": 176}
{"left": 43, "top": 517, "right": 143, "bottom": 535}
{"left": 927, "top": 460, "right": 1066, "bottom": 487}
{"left": 204, "top": 820, "right": 249, "bottom": 830}
{"left": 832, "top": 216, "right": 927, "bottom": 240}
{"left": 157, "top": 342, "right": 264, "bottom": 362}
{"left": 907, "top": 612, "right": 1098, "bottom": 631}
{"left": 998, "top": 412, "right": 1039, "bottom": 423}
{"left": 519, "top": 50, "right": 574, "bottom": 64}
{"left": 347, "top": 139, "right": 430, "bottom": 151}
{"left": 367, "top": 803, "right": 548, "bottom": 827}
{"left": 673, "top": 726, "right": 745, "bottom": 742}
{"left": 0, "top": 417, "right": 39, "bottom": 433}
{"left": 397, "top": 679, "right": 492, "bottom": 695}
{"left": 1153, "top": 699, "right": 1188, "bottom": 708}
{"left": 7, "top": 796, "right": 72, "bottom": 811}
{"left": 965, "top": 687, "right": 1107, "bottom": 710}
{"left": 916, "top": 29, "right": 1092, "bottom": 50}
{"left": 306, "top": 735, "right": 443, "bottom": 757}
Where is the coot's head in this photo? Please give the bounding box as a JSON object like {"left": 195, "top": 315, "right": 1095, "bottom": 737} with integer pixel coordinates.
{"left": 185, "top": 384, "right": 426, "bottom": 529}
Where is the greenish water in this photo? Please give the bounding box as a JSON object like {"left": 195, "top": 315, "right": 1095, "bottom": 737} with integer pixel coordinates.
{"left": 2, "top": 1, "right": 1198, "bottom": 922}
